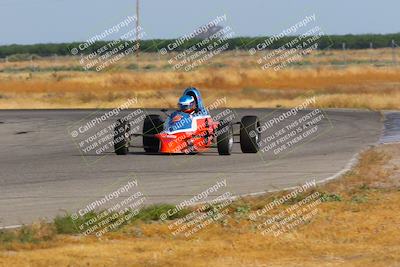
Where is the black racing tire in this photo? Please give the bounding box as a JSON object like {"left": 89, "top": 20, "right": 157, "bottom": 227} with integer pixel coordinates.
{"left": 217, "top": 122, "right": 233, "bottom": 155}
{"left": 114, "top": 119, "right": 130, "bottom": 155}
{"left": 143, "top": 115, "right": 164, "bottom": 153}
{"left": 240, "top": 116, "right": 260, "bottom": 153}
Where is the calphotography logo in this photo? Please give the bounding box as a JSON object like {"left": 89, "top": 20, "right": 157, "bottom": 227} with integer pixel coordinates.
{"left": 159, "top": 179, "right": 232, "bottom": 237}
{"left": 70, "top": 15, "right": 145, "bottom": 71}
{"left": 70, "top": 176, "right": 146, "bottom": 238}
{"left": 158, "top": 14, "right": 235, "bottom": 72}
{"left": 66, "top": 97, "right": 147, "bottom": 164}
{"left": 248, "top": 13, "right": 334, "bottom": 74}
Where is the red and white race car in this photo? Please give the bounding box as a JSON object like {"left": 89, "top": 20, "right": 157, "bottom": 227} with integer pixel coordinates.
{"left": 113, "top": 87, "right": 260, "bottom": 155}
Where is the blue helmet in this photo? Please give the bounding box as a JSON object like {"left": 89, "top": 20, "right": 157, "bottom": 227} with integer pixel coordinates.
{"left": 178, "top": 95, "right": 196, "bottom": 113}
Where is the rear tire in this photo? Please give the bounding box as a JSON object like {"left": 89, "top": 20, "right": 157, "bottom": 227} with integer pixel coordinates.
{"left": 114, "top": 119, "right": 130, "bottom": 155}
{"left": 240, "top": 116, "right": 260, "bottom": 153}
{"left": 217, "top": 122, "right": 233, "bottom": 155}
{"left": 143, "top": 115, "right": 164, "bottom": 152}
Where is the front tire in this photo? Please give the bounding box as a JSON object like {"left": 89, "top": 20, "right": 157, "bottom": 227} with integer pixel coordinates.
{"left": 217, "top": 122, "right": 233, "bottom": 155}
{"left": 240, "top": 116, "right": 260, "bottom": 153}
{"left": 143, "top": 115, "right": 164, "bottom": 153}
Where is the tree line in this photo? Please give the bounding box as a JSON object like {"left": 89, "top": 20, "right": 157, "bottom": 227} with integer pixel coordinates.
{"left": 0, "top": 33, "right": 399, "bottom": 58}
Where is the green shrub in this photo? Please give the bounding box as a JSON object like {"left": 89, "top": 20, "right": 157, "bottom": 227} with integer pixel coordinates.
{"left": 18, "top": 226, "right": 37, "bottom": 243}
{"left": 143, "top": 64, "right": 157, "bottom": 70}
{"left": 320, "top": 192, "right": 342, "bottom": 202}
{"left": 0, "top": 230, "right": 16, "bottom": 243}
{"left": 210, "top": 63, "right": 227, "bottom": 68}
{"left": 351, "top": 195, "right": 368, "bottom": 203}
{"left": 54, "top": 211, "right": 99, "bottom": 234}
{"left": 7, "top": 53, "right": 40, "bottom": 62}
{"left": 127, "top": 63, "right": 139, "bottom": 70}
{"left": 136, "top": 204, "right": 191, "bottom": 221}
{"left": 234, "top": 205, "right": 250, "bottom": 218}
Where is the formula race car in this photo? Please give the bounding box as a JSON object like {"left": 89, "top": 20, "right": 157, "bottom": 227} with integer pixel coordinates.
{"left": 113, "top": 87, "right": 261, "bottom": 156}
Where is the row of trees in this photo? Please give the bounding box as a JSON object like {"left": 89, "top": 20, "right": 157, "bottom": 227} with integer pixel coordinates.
{"left": 0, "top": 34, "right": 399, "bottom": 58}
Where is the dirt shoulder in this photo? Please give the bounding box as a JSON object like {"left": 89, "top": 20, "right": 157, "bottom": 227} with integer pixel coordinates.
{"left": 1, "top": 144, "right": 400, "bottom": 267}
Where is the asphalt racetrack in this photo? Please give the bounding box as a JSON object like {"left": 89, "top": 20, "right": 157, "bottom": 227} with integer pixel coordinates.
{"left": 0, "top": 108, "right": 382, "bottom": 227}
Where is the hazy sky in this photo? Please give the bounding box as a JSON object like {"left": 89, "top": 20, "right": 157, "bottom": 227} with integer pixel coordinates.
{"left": 0, "top": 0, "right": 399, "bottom": 45}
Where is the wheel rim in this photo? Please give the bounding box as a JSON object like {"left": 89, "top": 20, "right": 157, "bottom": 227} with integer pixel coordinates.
{"left": 228, "top": 128, "right": 233, "bottom": 151}
{"left": 255, "top": 120, "right": 260, "bottom": 143}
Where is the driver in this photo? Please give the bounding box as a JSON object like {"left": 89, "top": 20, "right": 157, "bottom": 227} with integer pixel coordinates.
{"left": 178, "top": 95, "right": 197, "bottom": 114}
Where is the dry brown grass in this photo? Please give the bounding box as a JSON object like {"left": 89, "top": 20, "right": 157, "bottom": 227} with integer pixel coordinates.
{"left": 1, "top": 49, "right": 400, "bottom": 109}
{"left": 1, "top": 144, "right": 400, "bottom": 267}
